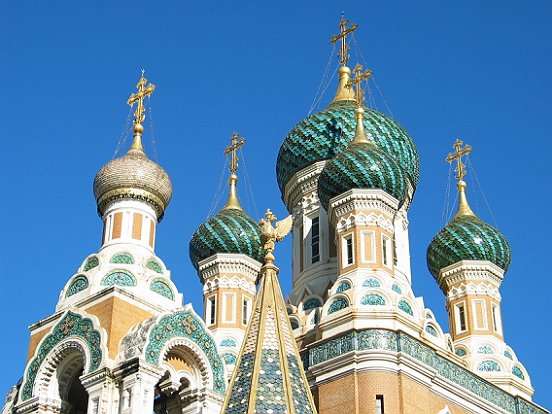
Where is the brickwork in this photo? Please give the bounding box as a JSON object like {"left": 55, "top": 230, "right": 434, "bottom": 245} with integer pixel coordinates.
{"left": 318, "top": 371, "right": 472, "bottom": 414}
{"left": 26, "top": 329, "right": 48, "bottom": 361}
{"left": 85, "top": 296, "right": 153, "bottom": 359}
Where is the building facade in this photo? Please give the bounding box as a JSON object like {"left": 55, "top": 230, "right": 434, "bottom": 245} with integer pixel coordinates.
{"left": 2, "top": 18, "right": 549, "bottom": 414}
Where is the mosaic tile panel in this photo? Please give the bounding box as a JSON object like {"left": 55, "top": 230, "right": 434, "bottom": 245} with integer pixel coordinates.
{"left": 362, "top": 278, "right": 381, "bottom": 288}
{"left": 303, "top": 297, "right": 322, "bottom": 310}
{"left": 398, "top": 300, "right": 413, "bottom": 316}
{"left": 101, "top": 271, "right": 136, "bottom": 287}
{"left": 254, "top": 348, "right": 287, "bottom": 413}
{"left": 223, "top": 353, "right": 237, "bottom": 365}
{"left": 361, "top": 294, "right": 385, "bottom": 306}
{"left": 512, "top": 366, "right": 525, "bottom": 380}
{"left": 65, "top": 275, "right": 89, "bottom": 297}
{"left": 189, "top": 207, "right": 264, "bottom": 270}
{"left": 276, "top": 100, "right": 419, "bottom": 193}
{"left": 504, "top": 350, "right": 513, "bottom": 360}
{"left": 21, "top": 311, "right": 102, "bottom": 401}
{"left": 146, "top": 259, "right": 163, "bottom": 274}
{"left": 110, "top": 253, "right": 134, "bottom": 264}
{"left": 150, "top": 279, "right": 174, "bottom": 300}
{"left": 318, "top": 141, "right": 407, "bottom": 210}
{"left": 336, "top": 281, "right": 351, "bottom": 293}
{"left": 478, "top": 345, "right": 494, "bottom": 354}
{"left": 425, "top": 325, "right": 438, "bottom": 337}
{"left": 427, "top": 215, "right": 511, "bottom": 278}
{"left": 391, "top": 283, "right": 402, "bottom": 294}
{"left": 83, "top": 256, "right": 99, "bottom": 271}
{"left": 145, "top": 310, "right": 225, "bottom": 394}
{"left": 455, "top": 348, "right": 467, "bottom": 357}
{"left": 221, "top": 338, "right": 237, "bottom": 347}
{"left": 328, "top": 297, "right": 349, "bottom": 314}
{"left": 478, "top": 360, "right": 501, "bottom": 372}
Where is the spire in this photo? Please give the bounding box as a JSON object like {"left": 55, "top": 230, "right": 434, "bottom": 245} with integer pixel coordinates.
{"left": 446, "top": 139, "right": 476, "bottom": 218}
{"left": 127, "top": 70, "right": 155, "bottom": 152}
{"left": 330, "top": 15, "right": 358, "bottom": 103}
{"left": 223, "top": 132, "right": 246, "bottom": 210}
{"left": 222, "top": 210, "right": 317, "bottom": 414}
{"left": 348, "top": 64, "right": 373, "bottom": 145}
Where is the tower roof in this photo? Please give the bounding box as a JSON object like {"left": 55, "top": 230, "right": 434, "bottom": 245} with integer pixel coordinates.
{"left": 93, "top": 73, "right": 173, "bottom": 220}
{"left": 222, "top": 211, "right": 317, "bottom": 414}
{"left": 189, "top": 133, "right": 264, "bottom": 272}
{"left": 427, "top": 140, "right": 511, "bottom": 278}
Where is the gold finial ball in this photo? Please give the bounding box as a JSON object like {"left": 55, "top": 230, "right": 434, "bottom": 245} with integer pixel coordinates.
{"left": 133, "top": 123, "right": 144, "bottom": 134}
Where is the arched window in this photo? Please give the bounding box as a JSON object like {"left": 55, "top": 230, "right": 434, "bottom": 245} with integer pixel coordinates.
{"left": 66, "top": 275, "right": 89, "bottom": 297}
{"left": 336, "top": 281, "right": 351, "bottom": 293}
{"left": 362, "top": 278, "right": 381, "bottom": 288}
{"left": 303, "top": 297, "right": 322, "bottom": 310}
{"left": 109, "top": 253, "right": 134, "bottom": 264}
{"left": 150, "top": 280, "right": 174, "bottom": 300}
{"left": 398, "top": 300, "right": 413, "bottom": 315}
{"left": 478, "top": 360, "right": 501, "bottom": 372}
{"left": 101, "top": 271, "right": 136, "bottom": 286}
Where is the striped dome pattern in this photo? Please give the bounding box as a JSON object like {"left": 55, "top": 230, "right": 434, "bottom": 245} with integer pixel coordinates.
{"left": 276, "top": 100, "right": 419, "bottom": 194}
{"left": 189, "top": 208, "right": 264, "bottom": 270}
{"left": 318, "top": 142, "right": 408, "bottom": 210}
{"left": 427, "top": 215, "right": 511, "bottom": 278}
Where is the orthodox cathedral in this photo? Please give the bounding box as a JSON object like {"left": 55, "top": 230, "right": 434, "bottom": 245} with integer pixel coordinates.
{"left": 2, "top": 17, "right": 549, "bottom": 414}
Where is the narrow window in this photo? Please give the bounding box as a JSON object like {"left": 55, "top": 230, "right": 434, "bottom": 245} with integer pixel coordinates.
{"left": 376, "top": 395, "right": 384, "bottom": 414}
{"left": 492, "top": 304, "right": 501, "bottom": 333}
{"left": 382, "top": 236, "right": 389, "bottom": 266}
{"left": 207, "top": 296, "right": 216, "bottom": 325}
{"left": 242, "top": 298, "right": 251, "bottom": 325}
{"left": 311, "top": 217, "right": 320, "bottom": 264}
{"left": 346, "top": 236, "right": 353, "bottom": 266}
{"left": 456, "top": 303, "right": 467, "bottom": 332}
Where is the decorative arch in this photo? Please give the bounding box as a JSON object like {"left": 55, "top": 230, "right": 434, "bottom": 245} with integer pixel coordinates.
{"left": 21, "top": 311, "right": 104, "bottom": 401}
{"left": 109, "top": 253, "right": 134, "bottom": 264}
{"left": 303, "top": 296, "right": 323, "bottom": 311}
{"left": 146, "top": 258, "right": 164, "bottom": 274}
{"left": 150, "top": 279, "right": 174, "bottom": 300}
{"left": 327, "top": 296, "right": 349, "bottom": 314}
{"left": 82, "top": 255, "right": 99, "bottom": 272}
{"left": 144, "top": 310, "right": 225, "bottom": 395}
{"left": 335, "top": 281, "right": 352, "bottom": 293}
{"left": 101, "top": 270, "right": 136, "bottom": 287}
{"left": 65, "top": 275, "right": 89, "bottom": 297}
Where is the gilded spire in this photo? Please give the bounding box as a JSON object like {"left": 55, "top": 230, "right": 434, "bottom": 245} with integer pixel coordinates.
{"left": 223, "top": 132, "right": 246, "bottom": 210}
{"left": 221, "top": 210, "right": 317, "bottom": 414}
{"left": 127, "top": 70, "right": 155, "bottom": 151}
{"left": 446, "top": 139, "right": 476, "bottom": 217}
{"left": 330, "top": 15, "right": 358, "bottom": 103}
{"left": 348, "top": 64, "right": 373, "bottom": 145}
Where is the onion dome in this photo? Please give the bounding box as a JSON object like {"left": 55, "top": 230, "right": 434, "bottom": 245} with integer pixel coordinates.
{"left": 427, "top": 180, "right": 511, "bottom": 278}
{"left": 276, "top": 67, "right": 419, "bottom": 195}
{"left": 189, "top": 134, "right": 264, "bottom": 271}
{"left": 317, "top": 86, "right": 408, "bottom": 210}
{"left": 93, "top": 74, "right": 173, "bottom": 220}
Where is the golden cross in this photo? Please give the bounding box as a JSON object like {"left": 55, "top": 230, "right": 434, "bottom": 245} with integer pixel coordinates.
{"left": 127, "top": 71, "right": 155, "bottom": 127}
{"left": 330, "top": 15, "right": 358, "bottom": 66}
{"left": 347, "top": 63, "right": 372, "bottom": 106}
{"left": 446, "top": 139, "right": 472, "bottom": 180}
{"left": 224, "top": 132, "right": 246, "bottom": 174}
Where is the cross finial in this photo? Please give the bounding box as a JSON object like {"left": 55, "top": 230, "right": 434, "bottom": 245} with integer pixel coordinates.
{"left": 224, "top": 132, "right": 246, "bottom": 174}
{"left": 330, "top": 15, "right": 358, "bottom": 66}
{"left": 446, "top": 139, "right": 472, "bottom": 181}
{"left": 347, "top": 63, "right": 373, "bottom": 107}
{"left": 127, "top": 71, "right": 155, "bottom": 130}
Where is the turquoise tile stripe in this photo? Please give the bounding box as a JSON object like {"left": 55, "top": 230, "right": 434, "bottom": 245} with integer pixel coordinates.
{"left": 276, "top": 100, "right": 419, "bottom": 193}
{"left": 318, "top": 142, "right": 407, "bottom": 210}
{"left": 189, "top": 208, "right": 264, "bottom": 270}
{"left": 427, "top": 215, "right": 511, "bottom": 278}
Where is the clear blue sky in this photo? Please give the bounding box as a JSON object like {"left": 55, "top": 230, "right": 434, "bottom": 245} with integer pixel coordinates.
{"left": 1, "top": 1, "right": 551, "bottom": 409}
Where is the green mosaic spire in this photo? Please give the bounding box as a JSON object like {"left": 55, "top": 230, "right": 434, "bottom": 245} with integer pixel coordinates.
{"left": 221, "top": 259, "right": 317, "bottom": 414}
{"left": 276, "top": 100, "right": 419, "bottom": 195}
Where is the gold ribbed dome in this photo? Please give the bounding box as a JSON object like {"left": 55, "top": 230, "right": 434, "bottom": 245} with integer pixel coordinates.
{"left": 93, "top": 73, "right": 173, "bottom": 220}
{"left": 93, "top": 145, "right": 173, "bottom": 220}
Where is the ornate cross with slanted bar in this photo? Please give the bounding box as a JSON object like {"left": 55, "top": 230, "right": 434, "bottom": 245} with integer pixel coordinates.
{"left": 224, "top": 132, "right": 246, "bottom": 174}
{"left": 330, "top": 15, "right": 358, "bottom": 66}
{"left": 446, "top": 139, "right": 472, "bottom": 180}
{"left": 127, "top": 71, "right": 155, "bottom": 126}
{"left": 347, "top": 63, "right": 372, "bottom": 106}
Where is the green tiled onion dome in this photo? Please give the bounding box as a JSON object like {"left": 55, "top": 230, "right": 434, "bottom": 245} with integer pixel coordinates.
{"left": 317, "top": 141, "right": 408, "bottom": 210}
{"left": 427, "top": 215, "right": 511, "bottom": 278}
{"left": 189, "top": 208, "right": 264, "bottom": 271}
{"left": 276, "top": 100, "right": 419, "bottom": 194}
